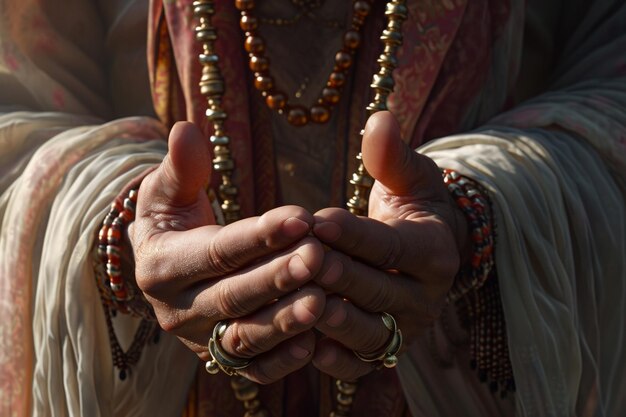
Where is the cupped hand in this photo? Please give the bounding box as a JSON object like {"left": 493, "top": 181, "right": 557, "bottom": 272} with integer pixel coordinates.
{"left": 130, "top": 122, "right": 326, "bottom": 384}
{"left": 311, "top": 111, "right": 469, "bottom": 380}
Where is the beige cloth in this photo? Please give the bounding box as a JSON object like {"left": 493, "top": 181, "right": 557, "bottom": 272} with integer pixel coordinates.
{"left": 0, "top": 0, "right": 625, "bottom": 416}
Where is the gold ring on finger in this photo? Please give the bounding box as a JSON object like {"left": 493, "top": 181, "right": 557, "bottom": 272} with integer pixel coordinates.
{"left": 353, "top": 312, "right": 403, "bottom": 369}
{"left": 205, "top": 320, "right": 253, "bottom": 376}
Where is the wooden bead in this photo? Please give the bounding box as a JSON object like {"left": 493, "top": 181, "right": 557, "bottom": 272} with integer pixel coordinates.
{"left": 235, "top": 0, "right": 254, "bottom": 11}
{"left": 310, "top": 105, "right": 330, "bottom": 124}
{"left": 322, "top": 87, "right": 340, "bottom": 104}
{"left": 328, "top": 71, "right": 346, "bottom": 88}
{"left": 107, "top": 227, "right": 121, "bottom": 243}
{"left": 249, "top": 55, "right": 268, "bottom": 72}
{"left": 266, "top": 92, "right": 286, "bottom": 110}
{"left": 353, "top": 1, "right": 371, "bottom": 17}
{"left": 286, "top": 106, "right": 309, "bottom": 126}
{"left": 335, "top": 51, "right": 352, "bottom": 70}
{"left": 254, "top": 75, "right": 273, "bottom": 92}
{"left": 240, "top": 14, "right": 258, "bottom": 31}
{"left": 231, "top": 0, "right": 374, "bottom": 129}
{"left": 344, "top": 30, "right": 361, "bottom": 49}
{"left": 245, "top": 36, "right": 264, "bottom": 54}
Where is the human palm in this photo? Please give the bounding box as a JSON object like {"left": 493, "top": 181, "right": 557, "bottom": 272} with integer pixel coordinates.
{"left": 311, "top": 111, "right": 468, "bottom": 380}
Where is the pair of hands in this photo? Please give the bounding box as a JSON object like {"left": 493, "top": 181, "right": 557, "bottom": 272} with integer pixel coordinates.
{"left": 129, "top": 112, "right": 467, "bottom": 384}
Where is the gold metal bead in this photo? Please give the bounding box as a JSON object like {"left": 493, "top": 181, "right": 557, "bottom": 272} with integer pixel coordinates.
{"left": 205, "top": 108, "right": 227, "bottom": 121}
{"left": 213, "top": 159, "right": 235, "bottom": 172}
{"left": 198, "top": 53, "right": 219, "bottom": 65}
{"left": 384, "top": 355, "right": 399, "bottom": 368}
{"left": 195, "top": 28, "right": 217, "bottom": 42}
{"left": 205, "top": 360, "right": 220, "bottom": 374}
{"left": 385, "top": 2, "right": 408, "bottom": 18}
{"left": 380, "top": 29, "right": 403, "bottom": 45}
{"left": 233, "top": 383, "right": 259, "bottom": 402}
{"left": 192, "top": 3, "right": 214, "bottom": 16}
{"left": 370, "top": 74, "right": 395, "bottom": 92}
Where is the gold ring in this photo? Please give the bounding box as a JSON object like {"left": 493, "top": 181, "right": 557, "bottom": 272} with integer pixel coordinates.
{"left": 353, "top": 312, "right": 403, "bottom": 369}
{"left": 205, "top": 321, "right": 252, "bottom": 375}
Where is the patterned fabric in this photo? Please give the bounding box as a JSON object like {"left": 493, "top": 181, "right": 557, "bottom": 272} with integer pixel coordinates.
{"left": 0, "top": 0, "right": 625, "bottom": 416}
{"left": 147, "top": 0, "right": 520, "bottom": 214}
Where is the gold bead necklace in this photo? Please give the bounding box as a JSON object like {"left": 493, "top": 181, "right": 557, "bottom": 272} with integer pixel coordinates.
{"left": 193, "top": 0, "right": 408, "bottom": 414}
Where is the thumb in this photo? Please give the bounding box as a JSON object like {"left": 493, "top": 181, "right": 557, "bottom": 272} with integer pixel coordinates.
{"left": 361, "top": 111, "right": 439, "bottom": 196}
{"left": 153, "top": 121, "right": 212, "bottom": 206}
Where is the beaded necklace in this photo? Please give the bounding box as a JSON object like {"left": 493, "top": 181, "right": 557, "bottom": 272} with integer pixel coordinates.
{"left": 236, "top": 0, "right": 371, "bottom": 127}
{"left": 192, "top": 0, "right": 407, "bottom": 415}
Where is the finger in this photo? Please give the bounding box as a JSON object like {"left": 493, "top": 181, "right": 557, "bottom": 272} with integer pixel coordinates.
{"left": 312, "top": 337, "right": 374, "bottom": 381}
{"left": 136, "top": 205, "right": 317, "bottom": 293}
{"left": 219, "top": 284, "right": 325, "bottom": 359}
{"left": 142, "top": 121, "right": 213, "bottom": 210}
{"left": 315, "top": 296, "right": 393, "bottom": 355}
{"left": 145, "top": 237, "right": 324, "bottom": 337}
{"left": 314, "top": 249, "right": 445, "bottom": 319}
{"left": 239, "top": 330, "right": 317, "bottom": 385}
{"left": 362, "top": 111, "right": 446, "bottom": 200}
{"left": 313, "top": 208, "right": 459, "bottom": 283}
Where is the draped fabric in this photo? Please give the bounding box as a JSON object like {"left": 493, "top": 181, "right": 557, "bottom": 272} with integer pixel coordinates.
{"left": 0, "top": 0, "right": 624, "bottom": 416}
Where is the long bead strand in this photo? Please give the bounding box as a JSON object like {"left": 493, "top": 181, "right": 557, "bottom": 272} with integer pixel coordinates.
{"left": 194, "top": 0, "right": 241, "bottom": 223}
{"left": 347, "top": 0, "right": 408, "bottom": 215}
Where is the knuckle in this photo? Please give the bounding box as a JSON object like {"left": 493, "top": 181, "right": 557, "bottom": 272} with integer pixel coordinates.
{"left": 374, "top": 227, "right": 403, "bottom": 270}
{"left": 134, "top": 253, "right": 163, "bottom": 295}
{"left": 278, "top": 314, "right": 305, "bottom": 335}
{"left": 363, "top": 273, "right": 394, "bottom": 312}
{"left": 205, "top": 238, "right": 239, "bottom": 276}
{"left": 215, "top": 280, "right": 249, "bottom": 318}
{"left": 154, "top": 309, "right": 184, "bottom": 334}
{"left": 229, "top": 321, "right": 264, "bottom": 358}
{"left": 361, "top": 320, "right": 390, "bottom": 354}
{"left": 132, "top": 237, "right": 177, "bottom": 297}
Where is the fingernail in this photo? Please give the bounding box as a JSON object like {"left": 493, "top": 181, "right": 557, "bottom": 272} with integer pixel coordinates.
{"left": 288, "top": 255, "right": 311, "bottom": 282}
{"left": 320, "top": 260, "right": 343, "bottom": 285}
{"left": 320, "top": 350, "right": 336, "bottom": 367}
{"left": 326, "top": 306, "right": 347, "bottom": 328}
{"left": 294, "top": 298, "right": 317, "bottom": 325}
{"left": 283, "top": 217, "right": 311, "bottom": 238}
{"left": 313, "top": 222, "right": 341, "bottom": 242}
{"left": 290, "top": 344, "right": 311, "bottom": 359}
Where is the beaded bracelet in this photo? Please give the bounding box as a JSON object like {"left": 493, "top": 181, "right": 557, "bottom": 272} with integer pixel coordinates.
{"left": 95, "top": 187, "right": 155, "bottom": 319}
{"left": 438, "top": 169, "right": 515, "bottom": 397}
{"left": 442, "top": 169, "right": 495, "bottom": 302}
{"left": 93, "top": 186, "right": 158, "bottom": 379}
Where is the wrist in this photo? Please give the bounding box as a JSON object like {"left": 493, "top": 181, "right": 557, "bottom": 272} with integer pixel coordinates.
{"left": 441, "top": 169, "right": 495, "bottom": 303}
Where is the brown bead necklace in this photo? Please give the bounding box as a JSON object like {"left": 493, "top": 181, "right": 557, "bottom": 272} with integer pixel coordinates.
{"left": 192, "top": 0, "right": 408, "bottom": 415}
{"left": 234, "top": 0, "right": 373, "bottom": 126}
